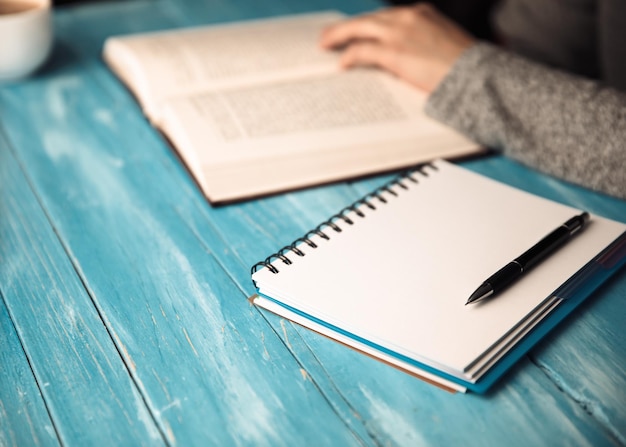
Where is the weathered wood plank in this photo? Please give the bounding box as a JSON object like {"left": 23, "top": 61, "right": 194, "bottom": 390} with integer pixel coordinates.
{"left": 0, "top": 3, "right": 378, "bottom": 445}
{"left": 2, "top": 0, "right": 624, "bottom": 446}
{"left": 0, "top": 132, "right": 165, "bottom": 445}
{"left": 0, "top": 294, "right": 59, "bottom": 447}
{"left": 54, "top": 0, "right": 626, "bottom": 444}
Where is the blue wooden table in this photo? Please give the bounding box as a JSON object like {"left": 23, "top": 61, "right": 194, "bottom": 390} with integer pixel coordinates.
{"left": 1, "top": 0, "right": 625, "bottom": 445}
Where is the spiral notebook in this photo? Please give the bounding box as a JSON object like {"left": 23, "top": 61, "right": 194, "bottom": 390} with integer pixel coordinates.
{"left": 250, "top": 160, "right": 626, "bottom": 393}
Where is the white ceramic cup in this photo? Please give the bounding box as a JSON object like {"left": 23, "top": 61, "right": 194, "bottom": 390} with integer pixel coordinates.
{"left": 0, "top": 0, "right": 52, "bottom": 81}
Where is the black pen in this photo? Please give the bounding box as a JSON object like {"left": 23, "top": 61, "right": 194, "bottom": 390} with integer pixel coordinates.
{"left": 466, "top": 212, "right": 591, "bottom": 305}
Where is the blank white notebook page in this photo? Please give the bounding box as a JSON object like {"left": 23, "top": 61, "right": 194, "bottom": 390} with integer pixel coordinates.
{"left": 252, "top": 160, "right": 625, "bottom": 376}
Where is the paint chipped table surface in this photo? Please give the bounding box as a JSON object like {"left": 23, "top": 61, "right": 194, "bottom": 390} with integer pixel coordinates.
{"left": 1, "top": 1, "right": 626, "bottom": 445}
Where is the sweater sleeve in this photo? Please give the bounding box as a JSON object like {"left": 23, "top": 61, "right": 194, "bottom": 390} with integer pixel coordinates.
{"left": 425, "top": 42, "right": 626, "bottom": 199}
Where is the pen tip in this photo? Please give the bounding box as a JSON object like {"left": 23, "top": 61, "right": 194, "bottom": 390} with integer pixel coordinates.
{"left": 466, "top": 283, "right": 493, "bottom": 305}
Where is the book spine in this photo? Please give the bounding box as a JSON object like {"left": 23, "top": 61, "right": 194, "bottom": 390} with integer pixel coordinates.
{"left": 251, "top": 162, "right": 439, "bottom": 280}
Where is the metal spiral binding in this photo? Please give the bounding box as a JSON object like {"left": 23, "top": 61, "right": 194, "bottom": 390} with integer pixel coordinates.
{"left": 251, "top": 162, "right": 438, "bottom": 279}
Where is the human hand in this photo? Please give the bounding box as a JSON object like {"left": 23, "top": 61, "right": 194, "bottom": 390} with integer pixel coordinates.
{"left": 319, "top": 4, "right": 476, "bottom": 93}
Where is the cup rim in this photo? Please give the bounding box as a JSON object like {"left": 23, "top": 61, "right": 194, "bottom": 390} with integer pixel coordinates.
{"left": 0, "top": 0, "right": 51, "bottom": 17}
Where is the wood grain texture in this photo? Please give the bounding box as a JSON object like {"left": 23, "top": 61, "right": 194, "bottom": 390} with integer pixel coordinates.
{"left": 0, "top": 2, "right": 379, "bottom": 445}
{"left": 1, "top": 0, "right": 625, "bottom": 446}
{"left": 0, "top": 294, "right": 59, "bottom": 447}
{"left": 0, "top": 132, "right": 166, "bottom": 445}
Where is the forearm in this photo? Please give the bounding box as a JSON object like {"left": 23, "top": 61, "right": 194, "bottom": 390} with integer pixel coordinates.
{"left": 425, "top": 42, "right": 626, "bottom": 199}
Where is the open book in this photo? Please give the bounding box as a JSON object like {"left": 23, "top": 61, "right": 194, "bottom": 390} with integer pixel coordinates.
{"left": 250, "top": 160, "right": 626, "bottom": 393}
{"left": 103, "top": 11, "right": 480, "bottom": 203}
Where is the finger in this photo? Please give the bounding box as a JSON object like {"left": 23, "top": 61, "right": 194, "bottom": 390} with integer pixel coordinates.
{"left": 412, "top": 2, "right": 437, "bottom": 15}
{"left": 319, "top": 18, "right": 393, "bottom": 49}
{"left": 339, "top": 41, "right": 399, "bottom": 73}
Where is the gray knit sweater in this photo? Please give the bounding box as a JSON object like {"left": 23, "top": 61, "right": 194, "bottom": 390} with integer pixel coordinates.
{"left": 425, "top": 44, "right": 626, "bottom": 199}
{"left": 425, "top": 1, "right": 626, "bottom": 199}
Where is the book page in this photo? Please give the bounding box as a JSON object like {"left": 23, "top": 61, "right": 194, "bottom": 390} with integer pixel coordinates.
{"left": 103, "top": 12, "right": 344, "bottom": 118}
{"left": 161, "top": 70, "right": 468, "bottom": 165}
{"left": 160, "top": 69, "right": 477, "bottom": 201}
{"left": 182, "top": 71, "right": 409, "bottom": 144}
